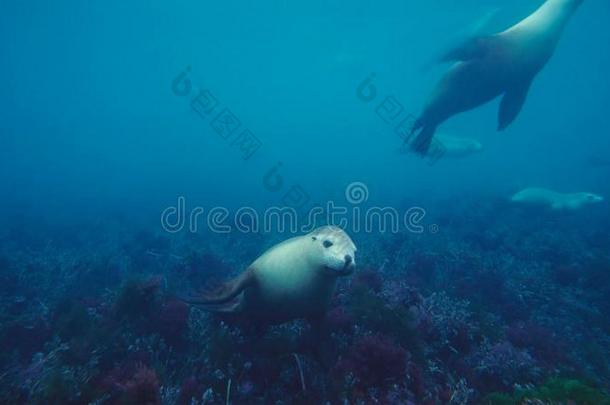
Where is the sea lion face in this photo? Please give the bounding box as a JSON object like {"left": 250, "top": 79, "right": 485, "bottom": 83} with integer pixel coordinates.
{"left": 308, "top": 226, "right": 357, "bottom": 276}
{"left": 579, "top": 193, "right": 604, "bottom": 205}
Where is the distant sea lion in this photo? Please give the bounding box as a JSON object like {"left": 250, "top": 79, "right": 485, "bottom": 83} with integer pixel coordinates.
{"left": 183, "top": 226, "right": 356, "bottom": 324}
{"left": 434, "top": 134, "right": 483, "bottom": 158}
{"left": 409, "top": 0, "right": 583, "bottom": 155}
{"left": 511, "top": 187, "right": 603, "bottom": 210}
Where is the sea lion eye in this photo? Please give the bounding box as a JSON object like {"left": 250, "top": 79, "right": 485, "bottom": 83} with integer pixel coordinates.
{"left": 311, "top": 236, "right": 317, "bottom": 241}
{"left": 323, "top": 240, "right": 333, "bottom": 248}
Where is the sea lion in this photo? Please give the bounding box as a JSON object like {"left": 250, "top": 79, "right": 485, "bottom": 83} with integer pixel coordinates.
{"left": 409, "top": 0, "right": 583, "bottom": 155}
{"left": 183, "top": 226, "right": 356, "bottom": 324}
{"left": 434, "top": 134, "right": 483, "bottom": 158}
{"left": 511, "top": 187, "right": 604, "bottom": 210}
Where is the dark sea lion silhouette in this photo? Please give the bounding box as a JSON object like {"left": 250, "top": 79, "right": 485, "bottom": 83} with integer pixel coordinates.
{"left": 409, "top": 0, "right": 584, "bottom": 155}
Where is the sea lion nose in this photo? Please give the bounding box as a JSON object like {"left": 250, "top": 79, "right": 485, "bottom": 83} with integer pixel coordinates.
{"left": 344, "top": 254, "right": 353, "bottom": 265}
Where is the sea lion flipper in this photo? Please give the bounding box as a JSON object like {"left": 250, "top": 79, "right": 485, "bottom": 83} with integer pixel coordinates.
{"left": 408, "top": 119, "right": 437, "bottom": 156}
{"left": 181, "top": 268, "right": 255, "bottom": 305}
{"left": 498, "top": 79, "right": 532, "bottom": 131}
{"left": 197, "top": 298, "right": 243, "bottom": 314}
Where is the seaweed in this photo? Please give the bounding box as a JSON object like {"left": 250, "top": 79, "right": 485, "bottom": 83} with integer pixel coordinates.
{"left": 113, "top": 277, "right": 162, "bottom": 325}
{"left": 3, "top": 200, "right": 610, "bottom": 404}
{"left": 332, "top": 334, "right": 408, "bottom": 389}
{"left": 484, "top": 378, "right": 610, "bottom": 405}
{"left": 347, "top": 285, "right": 420, "bottom": 354}
{"left": 53, "top": 299, "right": 92, "bottom": 341}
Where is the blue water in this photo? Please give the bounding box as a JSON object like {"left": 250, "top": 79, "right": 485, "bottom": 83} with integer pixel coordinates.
{"left": 2, "top": 0, "right": 609, "bottom": 220}
{"left": 1, "top": 1, "right": 610, "bottom": 404}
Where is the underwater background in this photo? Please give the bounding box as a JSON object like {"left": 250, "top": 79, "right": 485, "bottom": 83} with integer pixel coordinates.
{"left": 1, "top": 0, "right": 610, "bottom": 404}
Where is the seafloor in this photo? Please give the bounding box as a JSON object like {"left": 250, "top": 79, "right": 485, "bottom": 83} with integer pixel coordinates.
{"left": 1, "top": 198, "right": 609, "bottom": 405}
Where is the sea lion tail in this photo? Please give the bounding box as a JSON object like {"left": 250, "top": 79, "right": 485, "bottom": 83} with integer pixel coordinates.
{"left": 180, "top": 268, "right": 254, "bottom": 306}
{"left": 185, "top": 299, "right": 243, "bottom": 314}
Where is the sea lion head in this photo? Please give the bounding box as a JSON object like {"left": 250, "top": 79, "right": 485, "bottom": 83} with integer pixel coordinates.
{"left": 308, "top": 226, "right": 357, "bottom": 276}
{"left": 578, "top": 192, "right": 604, "bottom": 205}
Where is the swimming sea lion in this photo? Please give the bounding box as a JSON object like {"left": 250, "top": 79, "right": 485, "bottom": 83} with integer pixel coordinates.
{"left": 434, "top": 134, "right": 483, "bottom": 158}
{"left": 409, "top": 0, "right": 584, "bottom": 155}
{"left": 183, "top": 226, "right": 357, "bottom": 324}
{"left": 511, "top": 187, "right": 603, "bottom": 210}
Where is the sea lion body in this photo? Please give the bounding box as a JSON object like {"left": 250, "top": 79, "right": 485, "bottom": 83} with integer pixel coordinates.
{"left": 511, "top": 187, "right": 603, "bottom": 210}
{"left": 242, "top": 237, "right": 340, "bottom": 320}
{"left": 184, "top": 226, "right": 356, "bottom": 324}
{"left": 410, "top": 0, "right": 583, "bottom": 154}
